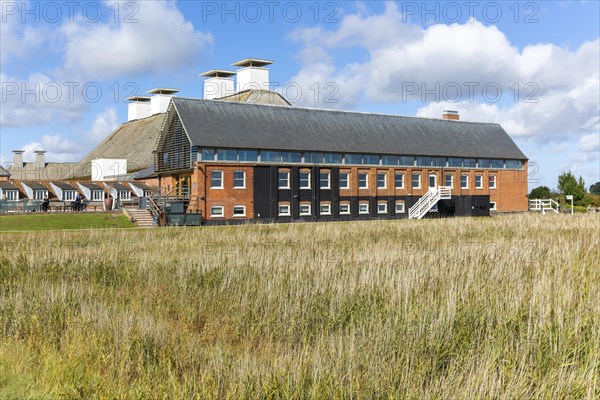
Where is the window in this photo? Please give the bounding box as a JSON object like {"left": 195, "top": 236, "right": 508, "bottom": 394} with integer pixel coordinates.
{"left": 320, "top": 203, "right": 331, "bottom": 215}
{"left": 278, "top": 170, "right": 290, "bottom": 189}
{"left": 358, "top": 203, "right": 369, "bottom": 214}
{"left": 239, "top": 150, "right": 258, "bottom": 162}
{"left": 445, "top": 174, "right": 453, "bottom": 188}
{"left": 323, "top": 153, "right": 343, "bottom": 164}
{"left": 299, "top": 204, "right": 311, "bottom": 216}
{"left": 320, "top": 171, "right": 331, "bottom": 189}
{"left": 377, "top": 173, "right": 387, "bottom": 189}
{"left": 64, "top": 191, "right": 76, "bottom": 201}
{"left": 262, "top": 151, "right": 282, "bottom": 163}
{"left": 399, "top": 156, "right": 414, "bottom": 166}
{"left": 412, "top": 173, "right": 421, "bottom": 189}
{"left": 363, "top": 155, "right": 379, "bottom": 165}
{"left": 506, "top": 160, "right": 523, "bottom": 169}
{"left": 299, "top": 171, "right": 311, "bottom": 189}
{"left": 233, "top": 171, "right": 246, "bottom": 188}
{"left": 304, "top": 152, "right": 320, "bottom": 164}
{"left": 339, "top": 203, "right": 350, "bottom": 214}
{"left": 461, "top": 175, "right": 469, "bottom": 189}
{"left": 217, "top": 149, "right": 237, "bottom": 162}
{"left": 210, "top": 170, "right": 223, "bottom": 188}
{"left": 210, "top": 206, "right": 224, "bottom": 218}
{"left": 345, "top": 154, "right": 362, "bottom": 165}
{"left": 282, "top": 152, "right": 302, "bottom": 163}
{"left": 232, "top": 205, "right": 246, "bottom": 217}
{"left": 463, "top": 159, "right": 476, "bottom": 168}
{"left": 91, "top": 191, "right": 103, "bottom": 201}
{"left": 33, "top": 190, "right": 47, "bottom": 200}
{"left": 490, "top": 202, "right": 497, "bottom": 211}
{"left": 382, "top": 155, "right": 399, "bottom": 166}
{"left": 5, "top": 191, "right": 18, "bottom": 200}
{"left": 358, "top": 173, "right": 368, "bottom": 189}
{"left": 395, "top": 173, "right": 404, "bottom": 189}
{"left": 340, "top": 172, "right": 350, "bottom": 189}
{"left": 478, "top": 159, "right": 492, "bottom": 168}
{"left": 489, "top": 175, "right": 497, "bottom": 189}
{"left": 202, "top": 148, "right": 215, "bottom": 161}
{"left": 377, "top": 202, "right": 388, "bottom": 214}
{"left": 448, "top": 158, "right": 462, "bottom": 168}
{"left": 475, "top": 175, "right": 483, "bottom": 189}
{"left": 395, "top": 202, "right": 405, "bottom": 214}
{"left": 416, "top": 157, "right": 432, "bottom": 167}
{"left": 278, "top": 204, "right": 291, "bottom": 216}
{"left": 433, "top": 157, "right": 447, "bottom": 167}
{"left": 118, "top": 190, "right": 131, "bottom": 200}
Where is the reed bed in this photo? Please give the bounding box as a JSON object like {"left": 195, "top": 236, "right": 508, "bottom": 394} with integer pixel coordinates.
{"left": 1, "top": 214, "right": 598, "bottom": 399}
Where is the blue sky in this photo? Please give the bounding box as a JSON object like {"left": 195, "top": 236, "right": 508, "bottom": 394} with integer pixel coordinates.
{"left": 1, "top": 0, "right": 599, "bottom": 190}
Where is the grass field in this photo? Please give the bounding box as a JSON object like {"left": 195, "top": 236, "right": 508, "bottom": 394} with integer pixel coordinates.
{"left": 0, "top": 214, "right": 598, "bottom": 398}
{"left": 0, "top": 213, "right": 135, "bottom": 231}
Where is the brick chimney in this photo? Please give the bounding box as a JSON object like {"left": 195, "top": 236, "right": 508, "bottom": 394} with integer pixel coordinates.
{"left": 12, "top": 150, "right": 24, "bottom": 168}
{"left": 34, "top": 150, "right": 46, "bottom": 167}
{"left": 442, "top": 110, "right": 459, "bottom": 120}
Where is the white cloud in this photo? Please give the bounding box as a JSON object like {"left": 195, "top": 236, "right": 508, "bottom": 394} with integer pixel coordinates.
{"left": 0, "top": 72, "right": 88, "bottom": 127}
{"left": 86, "top": 107, "right": 118, "bottom": 142}
{"left": 0, "top": 0, "right": 48, "bottom": 65}
{"left": 60, "top": 1, "right": 213, "bottom": 80}
{"left": 20, "top": 134, "right": 82, "bottom": 163}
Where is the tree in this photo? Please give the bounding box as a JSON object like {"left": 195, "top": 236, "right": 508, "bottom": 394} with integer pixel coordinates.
{"left": 590, "top": 182, "right": 600, "bottom": 195}
{"left": 558, "top": 171, "right": 586, "bottom": 206}
{"left": 529, "top": 186, "right": 552, "bottom": 199}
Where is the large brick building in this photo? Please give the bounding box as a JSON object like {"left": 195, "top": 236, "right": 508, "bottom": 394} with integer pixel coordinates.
{"left": 153, "top": 96, "right": 528, "bottom": 224}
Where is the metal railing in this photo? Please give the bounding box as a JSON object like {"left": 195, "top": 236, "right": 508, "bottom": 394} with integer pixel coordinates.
{"left": 408, "top": 186, "right": 451, "bottom": 219}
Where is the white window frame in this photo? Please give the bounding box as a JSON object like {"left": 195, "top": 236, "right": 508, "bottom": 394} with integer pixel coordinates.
{"left": 5, "top": 190, "right": 18, "bottom": 200}
{"left": 299, "top": 171, "right": 311, "bottom": 189}
{"left": 320, "top": 171, "right": 331, "bottom": 189}
{"left": 233, "top": 171, "right": 246, "bottom": 189}
{"left": 489, "top": 175, "right": 497, "bottom": 189}
{"left": 358, "top": 203, "right": 369, "bottom": 214}
{"left": 395, "top": 202, "right": 405, "bottom": 214}
{"left": 412, "top": 174, "right": 421, "bottom": 189}
{"left": 339, "top": 203, "right": 351, "bottom": 215}
{"left": 33, "top": 190, "right": 47, "bottom": 200}
{"left": 118, "top": 190, "right": 131, "bottom": 200}
{"left": 278, "top": 204, "right": 291, "bottom": 216}
{"left": 319, "top": 203, "right": 332, "bottom": 215}
{"left": 475, "top": 175, "right": 483, "bottom": 189}
{"left": 278, "top": 170, "right": 290, "bottom": 189}
{"left": 232, "top": 205, "right": 246, "bottom": 217}
{"left": 377, "top": 173, "right": 387, "bottom": 189}
{"left": 299, "top": 204, "right": 311, "bottom": 216}
{"left": 461, "top": 175, "right": 469, "bottom": 189}
{"left": 210, "top": 206, "right": 224, "bottom": 218}
{"left": 63, "top": 190, "right": 76, "bottom": 201}
{"left": 339, "top": 172, "right": 350, "bottom": 189}
{"left": 395, "top": 173, "right": 404, "bottom": 189}
{"left": 91, "top": 190, "right": 103, "bottom": 201}
{"left": 490, "top": 202, "right": 497, "bottom": 211}
{"left": 358, "top": 173, "right": 369, "bottom": 189}
{"left": 377, "top": 202, "right": 388, "bottom": 214}
{"left": 445, "top": 174, "right": 453, "bottom": 188}
{"left": 210, "top": 170, "right": 223, "bottom": 189}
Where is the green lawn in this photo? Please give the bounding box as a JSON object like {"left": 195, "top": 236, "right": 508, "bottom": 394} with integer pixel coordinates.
{"left": 0, "top": 213, "right": 135, "bottom": 231}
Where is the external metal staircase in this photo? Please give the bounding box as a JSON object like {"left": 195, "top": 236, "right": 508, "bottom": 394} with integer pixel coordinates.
{"left": 529, "top": 199, "right": 559, "bottom": 214}
{"left": 408, "top": 186, "right": 452, "bottom": 219}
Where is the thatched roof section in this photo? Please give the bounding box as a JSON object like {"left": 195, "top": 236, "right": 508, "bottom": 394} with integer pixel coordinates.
{"left": 218, "top": 89, "right": 291, "bottom": 106}
{"left": 71, "top": 113, "right": 165, "bottom": 178}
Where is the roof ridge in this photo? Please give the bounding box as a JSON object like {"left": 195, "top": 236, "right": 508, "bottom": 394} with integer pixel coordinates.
{"left": 172, "top": 96, "right": 501, "bottom": 126}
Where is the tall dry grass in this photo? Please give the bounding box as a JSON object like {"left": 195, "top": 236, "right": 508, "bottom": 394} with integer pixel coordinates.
{"left": 1, "top": 214, "right": 599, "bottom": 398}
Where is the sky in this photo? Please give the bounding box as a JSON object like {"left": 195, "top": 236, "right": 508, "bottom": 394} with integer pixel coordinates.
{"left": 1, "top": 0, "right": 599, "bottom": 190}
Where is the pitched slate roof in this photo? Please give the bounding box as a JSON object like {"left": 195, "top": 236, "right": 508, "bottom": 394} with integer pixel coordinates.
{"left": 52, "top": 182, "right": 77, "bottom": 190}
{"left": 78, "top": 182, "right": 104, "bottom": 190}
{"left": 22, "top": 182, "right": 47, "bottom": 190}
{"left": 171, "top": 98, "right": 527, "bottom": 160}
{"left": 0, "top": 182, "right": 18, "bottom": 190}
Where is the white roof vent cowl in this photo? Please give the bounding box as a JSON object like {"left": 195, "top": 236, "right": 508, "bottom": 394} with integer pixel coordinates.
{"left": 231, "top": 58, "right": 273, "bottom": 93}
